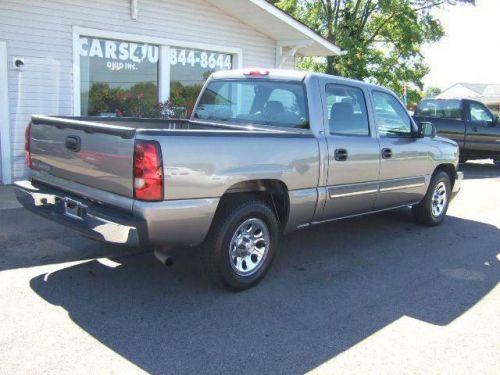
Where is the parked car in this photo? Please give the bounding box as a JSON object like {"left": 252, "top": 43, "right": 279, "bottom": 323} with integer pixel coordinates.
{"left": 16, "top": 69, "right": 462, "bottom": 290}
{"left": 414, "top": 98, "right": 500, "bottom": 164}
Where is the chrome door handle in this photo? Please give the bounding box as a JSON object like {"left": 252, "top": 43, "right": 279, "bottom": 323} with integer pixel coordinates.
{"left": 381, "top": 148, "right": 392, "bottom": 159}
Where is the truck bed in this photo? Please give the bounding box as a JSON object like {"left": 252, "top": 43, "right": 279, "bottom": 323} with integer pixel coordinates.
{"left": 28, "top": 116, "right": 313, "bottom": 200}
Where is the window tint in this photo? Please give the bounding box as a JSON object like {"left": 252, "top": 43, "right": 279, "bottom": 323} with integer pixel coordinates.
{"left": 195, "top": 80, "right": 309, "bottom": 129}
{"left": 416, "top": 99, "right": 462, "bottom": 120}
{"left": 469, "top": 102, "right": 493, "bottom": 123}
{"left": 326, "top": 84, "right": 369, "bottom": 136}
{"left": 373, "top": 91, "right": 412, "bottom": 137}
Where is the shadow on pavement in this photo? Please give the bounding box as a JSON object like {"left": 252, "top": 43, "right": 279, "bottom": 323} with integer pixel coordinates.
{"left": 30, "top": 210, "right": 499, "bottom": 374}
{"left": 0, "top": 207, "right": 143, "bottom": 271}
{"left": 459, "top": 161, "right": 500, "bottom": 180}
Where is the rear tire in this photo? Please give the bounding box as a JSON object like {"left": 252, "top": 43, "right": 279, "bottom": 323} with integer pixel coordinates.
{"left": 412, "top": 171, "right": 451, "bottom": 226}
{"left": 203, "top": 197, "right": 279, "bottom": 291}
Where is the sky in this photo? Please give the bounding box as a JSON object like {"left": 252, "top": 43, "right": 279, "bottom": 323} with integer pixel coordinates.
{"left": 422, "top": 0, "right": 499, "bottom": 90}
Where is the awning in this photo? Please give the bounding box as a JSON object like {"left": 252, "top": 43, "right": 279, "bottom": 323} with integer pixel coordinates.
{"left": 204, "top": 0, "right": 342, "bottom": 57}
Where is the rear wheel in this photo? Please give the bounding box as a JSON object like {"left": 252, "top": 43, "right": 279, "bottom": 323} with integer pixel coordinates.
{"left": 203, "top": 197, "right": 279, "bottom": 291}
{"left": 412, "top": 171, "right": 451, "bottom": 226}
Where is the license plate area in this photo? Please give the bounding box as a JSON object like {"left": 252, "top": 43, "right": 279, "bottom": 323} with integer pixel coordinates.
{"left": 64, "top": 198, "right": 87, "bottom": 220}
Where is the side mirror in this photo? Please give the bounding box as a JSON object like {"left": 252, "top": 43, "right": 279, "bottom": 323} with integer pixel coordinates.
{"left": 416, "top": 121, "right": 436, "bottom": 138}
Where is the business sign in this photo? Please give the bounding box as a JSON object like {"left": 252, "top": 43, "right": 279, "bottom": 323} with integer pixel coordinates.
{"left": 170, "top": 48, "right": 232, "bottom": 70}
{"left": 80, "top": 37, "right": 232, "bottom": 72}
{"left": 79, "top": 37, "right": 159, "bottom": 71}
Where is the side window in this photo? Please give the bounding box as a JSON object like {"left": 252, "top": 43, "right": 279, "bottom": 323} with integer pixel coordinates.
{"left": 469, "top": 102, "right": 493, "bottom": 123}
{"left": 326, "top": 84, "right": 370, "bottom": 136}
{"left": 416, "top": 100, "right": 462, "bottom": 120}
{"left": 373, "top": 91, "right": 412, "bottom": 137}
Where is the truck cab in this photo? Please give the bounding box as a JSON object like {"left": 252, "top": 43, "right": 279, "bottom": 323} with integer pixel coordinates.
{"left": 414, "top": 98, "right": 500, "bottom": 163}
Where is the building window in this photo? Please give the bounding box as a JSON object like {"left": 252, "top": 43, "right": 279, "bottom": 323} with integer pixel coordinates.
{"left": 76, "top": 30, "right": 239, "bottom": 118}
{"left": 169, "top": 47, "right": 232, "bottom": 118}
{"left": 79, "top": 36, "right": 159, "bottom": 117}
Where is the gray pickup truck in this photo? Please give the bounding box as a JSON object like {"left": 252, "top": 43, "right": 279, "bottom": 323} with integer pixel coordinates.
{"left": 16, "top": 69, "right": 462, "bottom": 290}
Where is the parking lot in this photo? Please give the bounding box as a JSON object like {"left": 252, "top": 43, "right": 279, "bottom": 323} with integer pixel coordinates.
{"left": 0, "top": 161, "right": 498, "bottom": 375}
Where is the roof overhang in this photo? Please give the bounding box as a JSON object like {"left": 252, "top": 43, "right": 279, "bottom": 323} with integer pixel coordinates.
{"left": 204, "top": 0, "right": 342, "bottom": 57}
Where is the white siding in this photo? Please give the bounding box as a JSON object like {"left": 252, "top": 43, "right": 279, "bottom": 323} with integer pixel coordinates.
{"left": 0, "top": 0, "right": 279, "bottom": 179}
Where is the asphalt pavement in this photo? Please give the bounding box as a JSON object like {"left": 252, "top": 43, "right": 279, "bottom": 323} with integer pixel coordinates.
{"left": 0, "top": 161, "right": 498, "bottom": 375}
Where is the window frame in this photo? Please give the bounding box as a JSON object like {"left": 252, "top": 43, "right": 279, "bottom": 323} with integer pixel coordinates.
{"left": 466, "top": 100, "right": 494, "bottom": 124}
{"left": 195, "top": 78, "right": 311, "bottom": 131}
{"left": 415, "top": 99, "right": 464, "bottom": 121}
{"left": 372, "top": 90, "right": 415, "bottom": 138}
{"left": 325, "top": 83, "right": 371, "bottom": 137}
{"left": 72, "top": 26, "right": 242, "bottom": 116}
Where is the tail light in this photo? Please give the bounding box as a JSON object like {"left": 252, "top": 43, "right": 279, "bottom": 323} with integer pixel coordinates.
{"left": 133, "top": 141, "right": 163, "bottom": 201}
{"left": 25, "top": 124, "right": 32, "bottom": 169}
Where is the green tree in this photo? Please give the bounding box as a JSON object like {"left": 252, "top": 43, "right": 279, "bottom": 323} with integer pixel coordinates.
{"left": 272, "top": 0, "right": 474, "bottom": 107}
{"left": 424, "top": 85, "right": 442, "bottom": 98}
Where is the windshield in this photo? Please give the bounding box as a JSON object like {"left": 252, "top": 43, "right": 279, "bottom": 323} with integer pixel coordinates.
{"left": 194, "top": 80, "right": 309, "bottom": 129}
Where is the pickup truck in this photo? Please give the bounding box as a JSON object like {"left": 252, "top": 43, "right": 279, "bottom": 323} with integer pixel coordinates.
{"left": 414, "top": 98, "right": 500, "bottom": 164}
{"left": 16, "top": 69, "right": 463, "bottom": 290}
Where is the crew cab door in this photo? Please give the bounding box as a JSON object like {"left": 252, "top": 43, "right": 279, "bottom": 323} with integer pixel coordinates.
{"left": 464, "top": 100, "right": 500, "bottom": 157}
{"left": 371, "top": 90, "right": 429, "bottom": 209}
{"left": 321, "top": 82, "right": 380, "bottom": 220}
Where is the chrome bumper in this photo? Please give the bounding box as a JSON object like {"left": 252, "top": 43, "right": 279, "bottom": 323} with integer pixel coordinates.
{"left": 15, "top": 180, "right": 147, "bottom": 247}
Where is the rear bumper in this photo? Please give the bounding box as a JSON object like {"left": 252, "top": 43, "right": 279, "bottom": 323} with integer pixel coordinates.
{"left": 452, "top": 171, "right": 463, "bottom": 199}
{"left": 15, "top": 180, "right": 147, "bottom": 247}
{"left": 15, "top": 180, "right": 220, "bottom": 248}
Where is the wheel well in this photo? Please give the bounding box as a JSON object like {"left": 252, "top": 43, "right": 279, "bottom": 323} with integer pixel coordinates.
{"left": 434, "top": 163, "right": 456, "bottom": 188}
{"left": 219, "top": 179, "right": 290, "bottom": 229}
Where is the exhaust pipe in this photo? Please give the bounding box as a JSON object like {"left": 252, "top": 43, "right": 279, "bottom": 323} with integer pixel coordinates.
{"left": 154, "top": 246, "right": 174, "bottom": 267}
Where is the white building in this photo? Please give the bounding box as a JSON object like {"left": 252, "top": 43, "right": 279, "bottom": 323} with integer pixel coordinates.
{"left": 0, "top": 0, "right": 341, "bottom": 184}
{"left": 436, "top": 82, "right": 500, "bottom": 115}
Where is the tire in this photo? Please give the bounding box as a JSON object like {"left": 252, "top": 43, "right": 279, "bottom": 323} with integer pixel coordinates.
{"left": 203, "top": 197, "right": 280, "bottom": 291}
{"left": 412, "top": 171, "right": 451, "bottom": 226}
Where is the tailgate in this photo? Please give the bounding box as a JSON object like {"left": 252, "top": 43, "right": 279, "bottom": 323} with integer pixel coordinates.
{"left": 29, "top": 116, "right": 136, "bottom": 198}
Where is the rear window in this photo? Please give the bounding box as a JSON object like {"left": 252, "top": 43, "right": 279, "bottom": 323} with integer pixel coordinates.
{"left": 416, "top": 100, "right": 463, "bottom": 120}
{"left": 194, "top": 79, "right": 309, "bottom": 129}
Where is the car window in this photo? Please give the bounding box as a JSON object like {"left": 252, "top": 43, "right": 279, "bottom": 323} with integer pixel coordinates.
{"left": 195, "top": 80, "right": 309, "bottom": 129}
{"left": 416, "top": 100, "right": 462, "bottom": 120}
{"left": 373, "top": 91, "right": 412, "bottom": 137}
{"left": 326, "top": 84, "right": 369, "bottom": 136}
{"left": 469, "top": 102, "right": 493, "bottom": 123}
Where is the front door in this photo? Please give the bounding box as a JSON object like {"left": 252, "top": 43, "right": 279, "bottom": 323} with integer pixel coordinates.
{"left": 464, "top": 100, "right": 500, "bottom": 158}
{"left": 371, "top": 90, "right": 429, "bottom": 209}
{"left": 321, "top": 82, "right": 380, "bottom": 220}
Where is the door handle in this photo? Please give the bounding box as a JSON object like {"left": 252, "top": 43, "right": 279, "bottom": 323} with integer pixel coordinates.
{"left": 65, "top": 135, "right": 81, "bottom": 152}
{"left": 334, "top": 148, "right": 348, "bottom": 161}
{"left": 381, "top": 148, "right": 392, "bottom": 159}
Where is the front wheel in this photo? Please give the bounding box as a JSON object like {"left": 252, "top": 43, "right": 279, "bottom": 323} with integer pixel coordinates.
{"left": 412, "top": 171, "right": 451, "bottom": 226}
{"left": 203, "top": 198, "right": 279, "bottom": 291}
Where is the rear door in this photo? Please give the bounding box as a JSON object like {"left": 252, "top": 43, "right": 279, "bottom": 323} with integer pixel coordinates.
{"left": 464, "top": 100, "right": 500, "bottom": 157}
{"left": 321, "top": 81, "right": 380, "bottom": 220}
{"left": 372, "top": 90, "right": 429, "bottom": 209}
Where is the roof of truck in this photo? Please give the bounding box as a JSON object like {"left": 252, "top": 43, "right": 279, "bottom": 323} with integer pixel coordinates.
{"left": 211, "top": 69, "right": 390, "bottom": 92}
